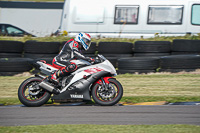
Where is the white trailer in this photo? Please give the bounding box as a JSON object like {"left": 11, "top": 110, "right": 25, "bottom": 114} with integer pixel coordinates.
{"left": 0, "top": 1, "right": 63, "bottom": 37}
{"left": 59, "top": 0, "right": 200, "bottom": 38}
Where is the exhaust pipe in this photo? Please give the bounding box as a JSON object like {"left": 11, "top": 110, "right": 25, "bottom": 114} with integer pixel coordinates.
{"left": 35, "top": 74, "right": 46, "bottom": 79}
{"left": 39, "top": 81, "right": 60, "bottom": 94}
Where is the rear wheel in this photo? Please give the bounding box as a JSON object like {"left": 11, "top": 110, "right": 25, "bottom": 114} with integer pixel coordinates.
{"left": 18, "top": 77, "right": 51, "bottom": 107}
{"left": 92, "top": 78, "right": 123, "bottom": 106}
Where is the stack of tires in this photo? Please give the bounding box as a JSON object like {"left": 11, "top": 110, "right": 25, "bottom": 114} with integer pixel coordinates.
{"left": 0, "top": 40, "right": 24, "bottom": 58}
{"left": 0, "top": 58, "right": 33, "bottom": 75}
{"left": 23, "top": 41, "right": 61, "bottom": 64}
{"left": 0, "top": 41, "right": 32, "bottom": 75}
{"left": 171, "top": 39, "right": 200, "bottom": 55}
{"left": 118, "top": 57, "right": 160, "bottom": 74}
{"left": 98, "top": 42, "right": 133, "bottom": 68}
{"left": 117, "top": 41, "right": 171, "bottom": 74}
{"left": 158, "top": 39, "right": 200, "bottom": 72}
{"left": 133, "top": 41, "right": 171, "bottom": 57}
{"left": 1, "top": 39, "right": 200, "bottom": 75}
{"left": 159, "top": 55, "right": 200, "bottom": 72}
{"left": 82, "top": 42, "right": 97, "bottom": 57}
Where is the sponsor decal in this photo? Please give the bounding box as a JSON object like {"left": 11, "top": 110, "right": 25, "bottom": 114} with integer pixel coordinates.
{"left": 84, "top": 68, "right": 104, "bottom": 74}
{"left": 70, "top": 94, "right": 83, "bottom": 98}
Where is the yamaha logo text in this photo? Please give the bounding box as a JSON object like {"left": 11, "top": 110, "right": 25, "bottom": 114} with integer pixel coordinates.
{"left": 70, "top": 94, "right": 83, "bottom": 98}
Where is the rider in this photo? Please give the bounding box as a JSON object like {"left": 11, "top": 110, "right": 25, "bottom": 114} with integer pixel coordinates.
{"left": 49, "top": 32, "right": 95, "bottom": 84}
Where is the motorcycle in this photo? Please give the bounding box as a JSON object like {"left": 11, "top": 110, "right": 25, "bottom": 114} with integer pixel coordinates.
{"left": 18, "top": 54, "right": 123, "bottom": 107}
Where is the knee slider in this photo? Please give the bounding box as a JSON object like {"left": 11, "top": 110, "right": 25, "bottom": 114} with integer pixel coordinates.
{"left": 66, "top": 64, "right": 77, "bottom": 72}
{"left": 56, "top": 70, "right": 63, "bottom": 77}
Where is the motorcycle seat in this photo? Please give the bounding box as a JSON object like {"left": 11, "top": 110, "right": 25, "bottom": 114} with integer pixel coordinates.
{"left": 39, "top": 60, "right": 59, "bottom": 69}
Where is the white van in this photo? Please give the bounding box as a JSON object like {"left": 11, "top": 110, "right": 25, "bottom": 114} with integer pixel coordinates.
{"left": 59, "top": 0, "right": 200, "bottom": 38}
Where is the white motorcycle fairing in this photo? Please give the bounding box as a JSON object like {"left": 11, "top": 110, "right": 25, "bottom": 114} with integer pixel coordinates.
{"left": 60, "top": 58, "right": 117, "bottom": 93}
{"left": 50, "top": 55, "right": 117, "bottom": 101}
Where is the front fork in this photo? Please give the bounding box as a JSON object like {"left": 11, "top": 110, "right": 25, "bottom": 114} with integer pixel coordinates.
{"left": 96, "top": 77, "right": 114, "bottom": 90}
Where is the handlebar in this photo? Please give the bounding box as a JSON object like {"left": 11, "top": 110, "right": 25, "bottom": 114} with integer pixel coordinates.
{"left": 91, "top": 54, "right": 106, "bottom": 64}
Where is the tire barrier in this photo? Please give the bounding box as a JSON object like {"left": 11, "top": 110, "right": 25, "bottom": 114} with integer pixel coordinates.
{"left": 24, "top": 41, "right": 61, "bottom": 54}
{"left": 106, "top": 57, "right": 118, "bottom": 68}
{"left": 60, "top": 41, "right": 67, "bottom": 50}
{"left": 158, "top": 68, "right": 197, "bottom": 73}
{"left": 24, "top": 53, "right": 57, "bottom": 59}
{"left": 118, "top": 57, "right": 159, "bottom": 74}
{"left": 82, "top": 42, "right": 97, "bottom": 54}
{"left": 160, "top": 55, "right": 200, "bottom": 69}
{"left": 98, "top": 42, "right": 133, "bottom": 67}
{"left": 82, "top": 42, "right": 97, "bottom": 58}
{"left": 101, "top": 54, "right": 133, "bottom": 57}
{"left": 0, "top": 40, "right": 24, "bottom": 57}
{"left": 159, "top": 55, "right": 200, "bottom": 72}
{"left": 23, "top": 41, "right": 61, "bottom": 61}
{"left": 134, "top": 53, "right": 170, "bottom": 57}
{"left": 171, "top": 40, "right": 200, "bottom": 55}
{"left": 98, "top": 42, "right": 133, "bottom": 54}
{"left": 0, "top": 41, "right": 61, "bottom": 75}
{"left": 0, "top": 40, "right": 200, "bottom": 74}
{"left": 171, "top": 52, "right": 200, "bottom": 55}
{"left": 0, "top": 53, "right": 22, "bottom": 58}
{"left": 172, "top": 39, "right": 200, "bottom": 52}
{"left": 103, "top": 54, "right": 133, "bottom": 68}
{"left": 117, "top": 69, "right": 156, "bottom": 74}
{"left": 0, "top": 58, "right": 33, "bottom": 72}
{"left": 133, "top": 41, "right": 171, "bottom": 57}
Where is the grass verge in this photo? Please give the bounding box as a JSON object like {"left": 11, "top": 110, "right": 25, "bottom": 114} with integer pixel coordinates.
{"left": 0, "top": 72, "right": 200, "bottom": 105}
{"left": 0, "top": 124, "right": 200, "bottom": 133}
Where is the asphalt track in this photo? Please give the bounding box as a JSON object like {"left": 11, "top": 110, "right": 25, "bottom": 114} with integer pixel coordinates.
{"left": 0, "top": 104, "right": 200, "bottom": 126}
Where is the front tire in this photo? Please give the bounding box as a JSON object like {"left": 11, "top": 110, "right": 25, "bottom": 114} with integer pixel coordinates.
{"left": 92, "top": 78, "right": 123, "bottom": 106}
{"left": 18, "top": 77, "right": 51, "bottom": 107}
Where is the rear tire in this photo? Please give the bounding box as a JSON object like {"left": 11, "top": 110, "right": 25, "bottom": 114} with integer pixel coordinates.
{"left": 18, "top": 77, "right": 51, "bottom": 107}
{"left": 92, "top": 78, "right": 123, "bottom": 106}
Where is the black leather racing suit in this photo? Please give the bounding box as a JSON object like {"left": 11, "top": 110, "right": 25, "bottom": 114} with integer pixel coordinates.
{"left": 52, "top": 39, "right": 91, "bottom": 77}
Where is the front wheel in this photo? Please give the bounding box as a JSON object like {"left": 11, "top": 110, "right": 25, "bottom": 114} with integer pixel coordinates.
{"left": 18, "top": 77, "right": 51, "bottom": 107}
{"left": 92, "top": 78, "right": 123, "bottom": 106}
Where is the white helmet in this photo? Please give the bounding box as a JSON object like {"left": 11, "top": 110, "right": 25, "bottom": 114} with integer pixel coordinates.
{"left": 75, "top": 32, "right": 91, "bottom": 50}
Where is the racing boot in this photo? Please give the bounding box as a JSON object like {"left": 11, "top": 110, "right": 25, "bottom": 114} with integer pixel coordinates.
{"left": 48, "top": 71, "right": 60, "bottom": 85}
{"left": 48, "top": 63, "right": 77, "bottom": 84}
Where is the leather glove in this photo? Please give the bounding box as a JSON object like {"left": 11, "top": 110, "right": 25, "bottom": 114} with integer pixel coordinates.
{"left": 86, "top": 57, "right": 95, "bottom": 64}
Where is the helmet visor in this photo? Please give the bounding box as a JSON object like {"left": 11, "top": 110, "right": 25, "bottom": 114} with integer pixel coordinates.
{"left": 82, "top": 38, "right": 91, "bottom": 50}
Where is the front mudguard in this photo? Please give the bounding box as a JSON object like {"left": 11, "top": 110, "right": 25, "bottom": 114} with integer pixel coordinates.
{"left": 95, "top": 77, "right": 116, "bottom": 84}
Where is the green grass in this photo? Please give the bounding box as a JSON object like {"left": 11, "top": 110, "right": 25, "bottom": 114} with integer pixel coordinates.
{"left": 0, "top": 124, "right": 200, "bottom": 133}
{"left": 0, "top": 72, "right": 200, "bottom": 105}
{"left": 117, "top": 73, "right": 200, "bottom": 97}
{"left": 0, "top": 97, "right": 20, "bottom": 105}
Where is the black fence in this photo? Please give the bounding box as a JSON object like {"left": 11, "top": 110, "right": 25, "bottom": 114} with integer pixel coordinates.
{"left": 0, "top": 39, "right": 200, "bottom": 75}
